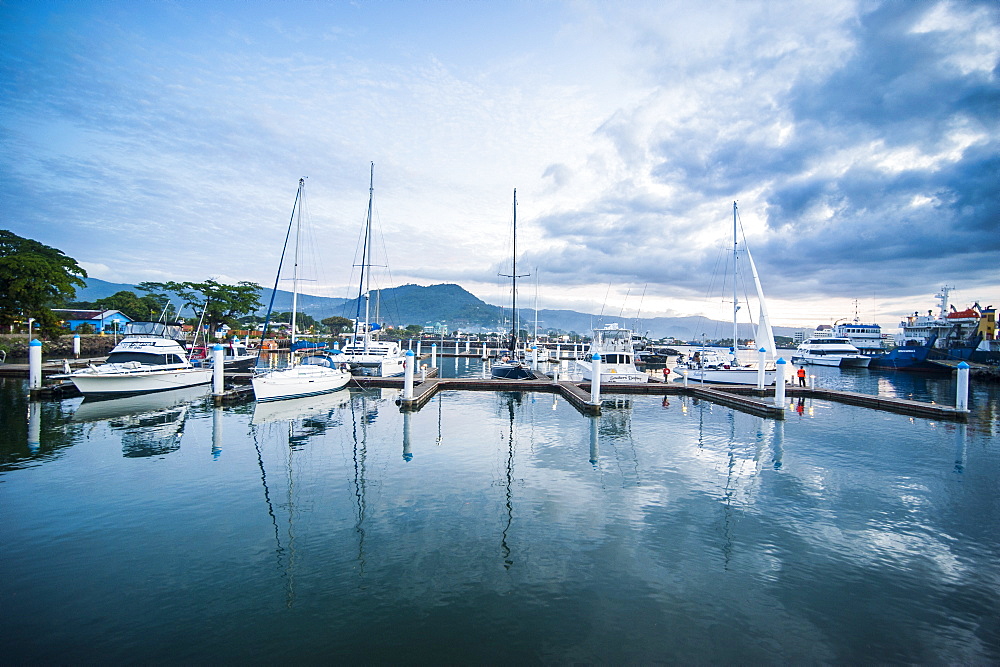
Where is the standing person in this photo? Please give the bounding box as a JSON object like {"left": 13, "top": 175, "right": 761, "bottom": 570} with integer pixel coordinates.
{"left": 797, "top": 366, "right": 806, "bottom": 387}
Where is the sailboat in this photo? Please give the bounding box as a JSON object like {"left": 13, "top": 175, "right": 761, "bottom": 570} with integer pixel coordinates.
{"left": 674, "top": 202, "right": 778, "bottom": 385}
{"left": 335, "top": 164, "right": 407, "bottom": 377}
{"left": 492, "top": 189, "right": 534, "bottom": 380}
{"left": 251, "top": 179, "right": 352, "bottom": 402}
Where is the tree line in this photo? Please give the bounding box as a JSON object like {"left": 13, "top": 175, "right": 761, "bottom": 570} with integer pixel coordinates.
{"left": 0, "top": 229, "right": 373, "bottom": 339}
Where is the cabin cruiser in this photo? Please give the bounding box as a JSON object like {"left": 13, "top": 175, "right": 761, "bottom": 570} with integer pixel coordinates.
{"left": 337, "top": 322, "right": 407, "bottom": 377}
{"left": 67, "top": 321, "right": 213, "bottom": 396}
{"left": 791, "top": 337, "right": 871, "bottom": 367}
{"left": 574, "top": 323, "right": 647, "bottom": 384}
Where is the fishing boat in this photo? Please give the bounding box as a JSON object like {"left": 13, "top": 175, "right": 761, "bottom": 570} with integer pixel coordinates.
{"left": 492, "top": 189, "right": 534, "bottom": 381}
{"left": 673, "top": 202, "right": 778, "bottom": 385}
{"left": 791, "top": 336, "right": 871, "bottom": 367}
{"left": 67, "top": 321, "right": 213, "bottom": 396}
{"left": 335, "top": 164, "right": 408, "bottom": 378}
{"left": 870, "top": 287, "right": 1000, "bottom": 371}
{"left": 251, "top": 179, "right": 351, "bottom": 402}
{"left": 575, "top": 323, "right": 647, "bottom": 383}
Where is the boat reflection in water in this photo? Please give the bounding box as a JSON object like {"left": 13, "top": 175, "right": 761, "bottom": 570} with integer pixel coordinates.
{"left": 72, "top": 384, "right": 210, "bottom": 458}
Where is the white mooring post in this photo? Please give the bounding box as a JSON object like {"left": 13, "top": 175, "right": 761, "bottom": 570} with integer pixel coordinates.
{"left": 956, "top": 361, "right": 970, "bottom": 412}
{"left": 403, "top": 350, "right": 415, "bottom": 401}
{"left": 29, "top": 339, "right": 42, "bottom": 390}
{"left": 73, "top": 334, "right": 81, "bottom": 359}
{"left": 757, "top": 347, "right": 766, "bottom": 390}
{"left": 531, "top": 346, "right": 538, "bottom": 369}
{"left": 431, "top": 343, "right": 437, "bottom": 369}
{"left": 212, "top": 344, "right": 225, "bottom": 396}
{"left": 683, "top": 368, "right": 689, "bottom": 387}
{"left": 774, "top": 358, "right": 787, "bottom": 410}
{"left": 465, "top": 340, "right": 470, "bottom": 354}
{"left": 416, "top": 341, "right": 422, "bottom": 358}
{"left": 590, "top": 353, "right": 602, "bottom": 405}
{"left": 552, "top": 364, "right": 559, "bottom": 382}
{"left": 481, "top": 343, "right": 487, "bottom": 359}
{"left": 555, "top": 344, "right": 561, "bottom": 360}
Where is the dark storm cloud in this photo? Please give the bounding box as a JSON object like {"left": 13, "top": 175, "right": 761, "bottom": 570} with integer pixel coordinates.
{"left": 539, "top": 1, "right": 999, "bottom": 306}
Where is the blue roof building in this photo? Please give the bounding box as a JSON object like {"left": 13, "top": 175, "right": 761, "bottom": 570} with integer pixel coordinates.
{"left": 51, "top": 309, "right": 133, "bottom": 333}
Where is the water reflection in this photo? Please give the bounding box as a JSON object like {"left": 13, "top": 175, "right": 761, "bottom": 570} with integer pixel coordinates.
{"left": 73, "top": 385, "right": 210, "bottom": 458}
{"left": 498, "top": 392, "right": 518, "bottom": 569}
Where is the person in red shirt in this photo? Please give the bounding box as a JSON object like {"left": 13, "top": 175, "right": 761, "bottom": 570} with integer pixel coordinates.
{"left": 797, "top": 366, "right": 806, "bottom": 387}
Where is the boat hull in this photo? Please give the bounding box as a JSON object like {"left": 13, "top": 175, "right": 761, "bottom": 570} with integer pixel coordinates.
{"left": 491, "top": 362, "right": 534, "bottom": 380}
{"left": 792, "top": 354, "right": 871, "bottom": 368}
{"left": 674, "top": 367, "right": 777, "bottom": 385}
{"left": 70, "top": 368, "right": 213, "bottom": 396}
{"left": 576, "top": 361, "right": 648, "bottom": 384}
{"left": 252, "top": 365, "right": 351, "bottom": 402}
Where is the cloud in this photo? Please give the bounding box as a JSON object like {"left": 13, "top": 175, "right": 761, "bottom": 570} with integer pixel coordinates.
{"left": 1, "top": 0, "right": 997, "bottom": 327}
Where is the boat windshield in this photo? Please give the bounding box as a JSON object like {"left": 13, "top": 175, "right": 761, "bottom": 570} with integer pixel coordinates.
{"left": 106, "top": 351, "right": 186, "bottom": 365}
{"left": 124, "top": 322, "right": 184, "bottom": 339}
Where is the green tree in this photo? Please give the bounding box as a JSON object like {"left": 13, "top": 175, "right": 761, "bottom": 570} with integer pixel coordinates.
{"left": 0, "top": 230, "right": 87, "bottom": 337}
{"left": 271, "top": 312, "right": 317, "bottom": 329}
{"left": 93, "top": 290, "right": 166, "bottom": 321}
{"left": 321, "top": 316, "right": 354, "bottom": 336}
{"left": 404, "top": 324, "right": 423, "bottom": 336}
{"left": 138, "top": 279, "right": 262, "bottom": 338}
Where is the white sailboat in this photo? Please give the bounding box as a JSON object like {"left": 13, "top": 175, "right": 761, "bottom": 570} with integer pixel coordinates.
{"left": 492, "top": 189, "right": 534, "bottom": 380}
{"left": 335, "top": 163, "right": 408, "bottom": 377}
{"left": 674, "top": 202, "right": 777, "bottom": 386}
{"left": 252, "top": 179, "right": 351, "bottom": 402}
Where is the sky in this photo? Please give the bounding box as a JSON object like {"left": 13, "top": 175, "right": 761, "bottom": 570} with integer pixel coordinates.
{"left": 1, "top": 0, "right": 998, "bottom": 331}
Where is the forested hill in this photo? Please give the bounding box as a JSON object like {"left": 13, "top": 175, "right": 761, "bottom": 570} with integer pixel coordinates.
{"left": 76, "top": 278, "right": 798, "bottom": 339}
{"left": 76, "top": 278, "right": 499, "bottom": 328}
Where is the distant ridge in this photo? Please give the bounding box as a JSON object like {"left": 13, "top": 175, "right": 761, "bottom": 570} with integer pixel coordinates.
{"left": 75, "top": 278, "right": 797, "bottom": 339}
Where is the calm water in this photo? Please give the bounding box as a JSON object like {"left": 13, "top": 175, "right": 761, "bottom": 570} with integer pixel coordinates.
{"left": 2, "top": 360, "right": 999, "bottom": 663}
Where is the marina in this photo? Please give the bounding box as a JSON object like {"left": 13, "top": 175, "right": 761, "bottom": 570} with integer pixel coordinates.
{"left": 2, "top": 359, "right": 998, "bottom": 663}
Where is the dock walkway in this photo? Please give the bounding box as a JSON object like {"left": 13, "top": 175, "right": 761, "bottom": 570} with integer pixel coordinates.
{"left": 4, "top": 361, "right": 970, "bottom": 421}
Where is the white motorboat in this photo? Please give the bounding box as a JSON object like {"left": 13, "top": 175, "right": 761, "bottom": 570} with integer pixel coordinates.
{"left": 575, "top": 323, "right": 647, "bottom": 384}
{"left": 251, "top": 178, "right": 351, "bottom": 402}
{"left": 792, "top": 337, "right": 871, "bottom": 367}
{"left": 673, "top": 202, "right": 777, "bottom": 386}
{"left": 339, "top": 324, "right": 407, "bottom": 377}
{"left": 189, "top": 337, "right": 257, "bottom": 371}
{"left": 67, "top": 321, "right": 213, "bottom": 396}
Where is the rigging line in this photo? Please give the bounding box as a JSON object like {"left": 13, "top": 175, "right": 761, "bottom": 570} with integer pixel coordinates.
{"left": 635, "top": 283, "right": 647, "bottom": 322}
{"left": 619, "top": 287, "right": 631, "bottom": 319}
{"left": 251, "top": 425, "right": 286, "bottom": 574}
{"left": 257, "top": 180, "right": 302, "bottom": 364}
{"left": 598, "top": 280, "right": 612, "bottom": 321}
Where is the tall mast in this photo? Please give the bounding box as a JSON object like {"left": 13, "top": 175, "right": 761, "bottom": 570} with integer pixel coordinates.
{"left": 732, "top": 201, "right": 739, "bottom": 363}
{"left": 511, "top": 189, "right": 517, "bottom": 351}
{"left": 363, "top": 163, "right": 374, "bottom": 354}
{"left": 291, "top": 178, "right": 304, "bottom": 346}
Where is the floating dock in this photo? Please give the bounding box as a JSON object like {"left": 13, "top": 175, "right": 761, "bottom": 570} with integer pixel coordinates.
{"left": 5, "top": 361, "right": 971, "bottom": 421}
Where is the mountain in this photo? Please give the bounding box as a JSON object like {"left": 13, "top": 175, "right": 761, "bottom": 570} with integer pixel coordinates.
{"left": 75, "top": 278, "right": 797, "bottom": 339}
